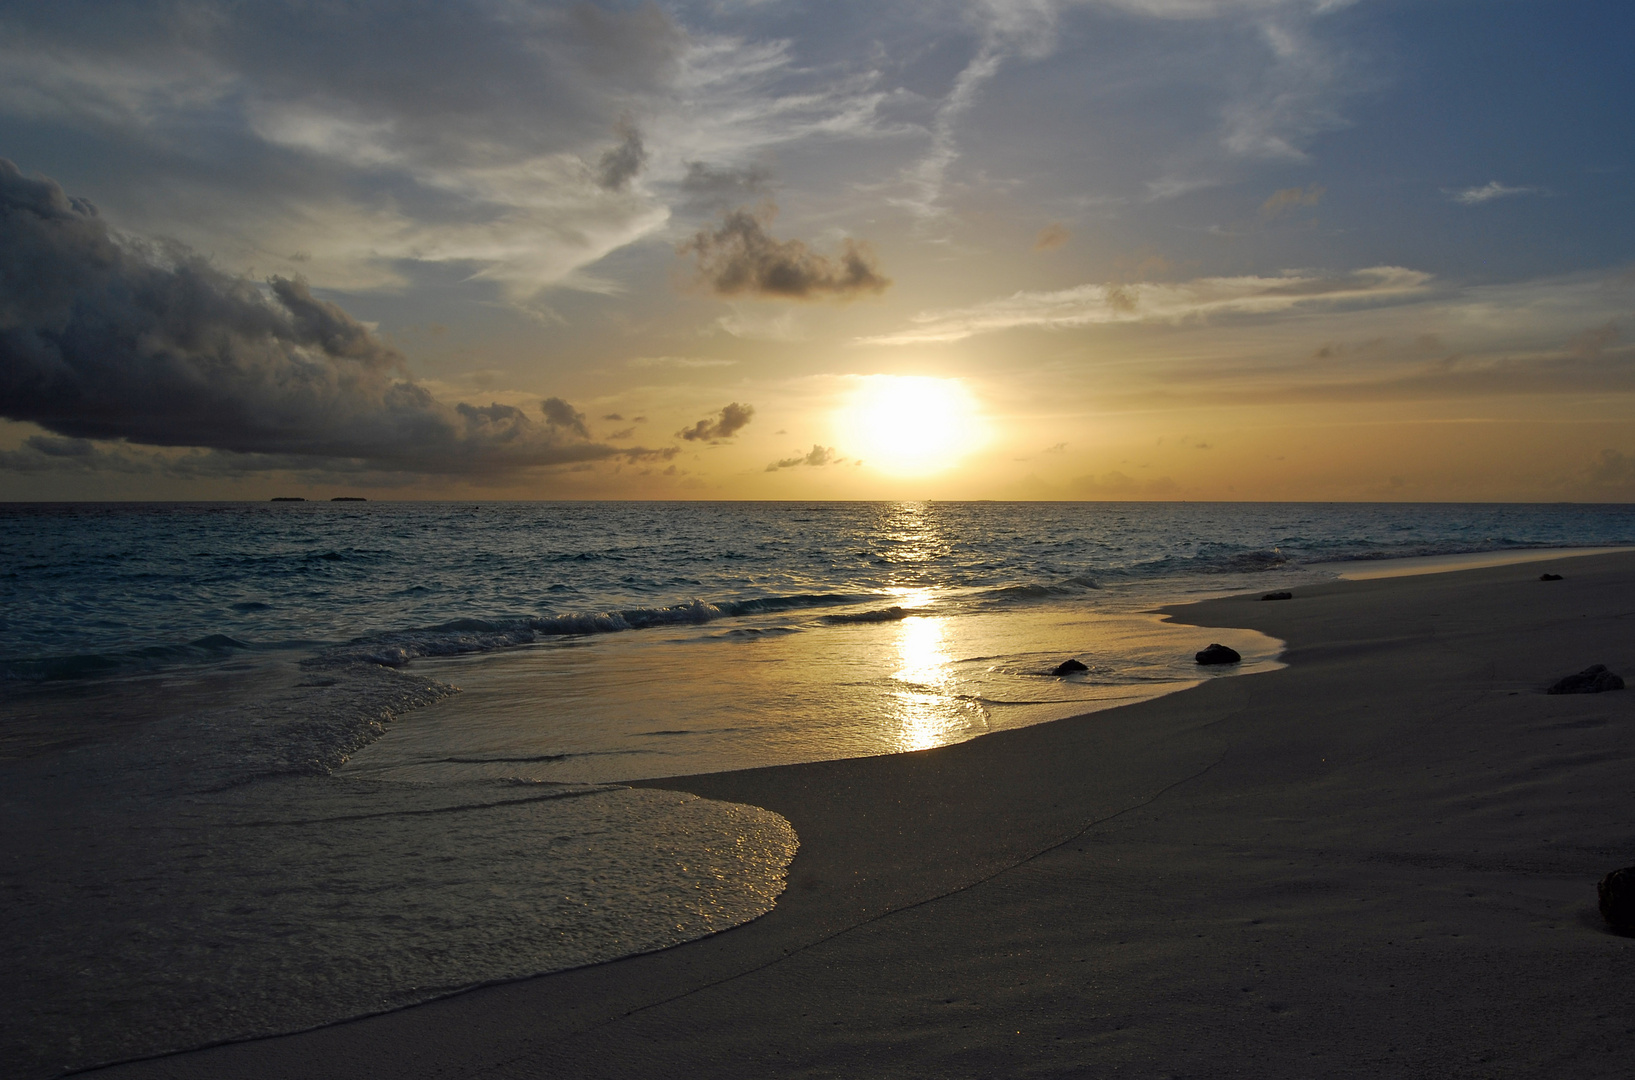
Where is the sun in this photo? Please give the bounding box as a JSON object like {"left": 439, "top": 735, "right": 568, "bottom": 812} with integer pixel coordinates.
{"left": 840, "top": 375, "right": 986, "bottom": 477}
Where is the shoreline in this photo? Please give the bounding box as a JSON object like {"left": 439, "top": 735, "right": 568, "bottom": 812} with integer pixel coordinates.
{"left": 88, "top": 550, "right": 1635, "bottom": 1078}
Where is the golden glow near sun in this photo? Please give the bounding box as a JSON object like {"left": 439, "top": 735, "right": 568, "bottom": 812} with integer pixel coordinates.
{"left": 841, "top": 375, "right": 985, "bottom": 476}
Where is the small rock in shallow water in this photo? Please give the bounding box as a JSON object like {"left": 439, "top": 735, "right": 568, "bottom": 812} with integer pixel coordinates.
{"left": 1195, "top": 643, "right": 1241, "bottom": 665}
{"left": 1053, "top": 658, "right": 1088, "bottom": 676}
{"left": 1546, "top": 664, "right": 1624, "bottom": 695}
{"left": 1599, "top": 867, "right": 1635, "bottom": 933}
{"left": 1539, "top": 573, "right": 1563, "bottom": 581}
{"left": 1261, "top": 591, "right": 1292, "bottom": 601}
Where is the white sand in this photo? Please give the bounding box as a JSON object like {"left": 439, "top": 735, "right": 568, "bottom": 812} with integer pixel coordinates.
{"left": 90, "top": 551, "right": 1635, "bottom": 1079}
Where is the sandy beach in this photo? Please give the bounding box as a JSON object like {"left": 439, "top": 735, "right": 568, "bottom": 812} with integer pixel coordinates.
{"left": 87, "top": 550, "right": 1635, "bottom": 1079}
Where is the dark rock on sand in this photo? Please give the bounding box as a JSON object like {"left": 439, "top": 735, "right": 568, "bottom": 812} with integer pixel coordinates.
{"left": 1262, "top": 591, "right": 1293, "bottom": 601}
{"left": 1195, "top": 643, "right": 1242, "bottom": 666}
{"left": 1599, "top": 867, "right": 1635, "bottom": 933}
{"left": 1546, "top": 665, "right": 1624, "bottom": 694}
{"left": 1539, "top": 573, "right": 1563, "bottom": 581}
{"left": 1053, "top": 659, "right": 1088, "bottom": 676}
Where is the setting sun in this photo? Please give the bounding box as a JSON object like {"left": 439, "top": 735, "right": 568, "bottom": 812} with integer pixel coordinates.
{"left": 840, "top": 376, "right": 986, "bottom": 477}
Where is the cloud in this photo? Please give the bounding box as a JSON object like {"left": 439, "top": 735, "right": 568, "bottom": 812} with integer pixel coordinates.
{"left": 678, "top": 402, "right": 755, "bottom": 441}
{"left": 859, "top": 265, "right": 1434, "bottom": 344}
{"left": 0, "top": 3, "right": 694, "bottom": 299}
{"left": 0, "top": 4, "right": 901, "bottom": 304}
{"left": 0, "top": 434, "right": 153, "bottom": 475}
{"left": 0, "top": 160, "right": 673, "bottom": 474}
{"left": 1446, "top": 181, "right": 1537, "bottom": 205}
{"left": 1146, "top": 177, "right": 1219, "bottom": 202}
{"left": 1260, "top": 183, "right": 1324, "bottom": 219}
{"left": 1219, "top": 17, "right": 1354, "bottom": 161}
{"left": 595, "top": 118, "right": 648, "bottom": 191}
{"left": 1094, "top": 2, "right": 1360, "bottom": 16}
{"left": 541, "top": 397, "right": 591, "bottom": 439}
{"left": 1034, "top": 223, "right": 1071, "bottom": 251}
{"left": 627, "top": 355, "right": 738, "bottom": 368}
{"left": 766, "top": 444, "right": 839, "bottom": 471}
{"left": 679, "top": 205, "right": 889, "bottom": 300}
{"left": 714, "top": 306, "right": 807, "bottom": 342}
{"left": 678, "top": 161, "right": 775, "bottom": 211}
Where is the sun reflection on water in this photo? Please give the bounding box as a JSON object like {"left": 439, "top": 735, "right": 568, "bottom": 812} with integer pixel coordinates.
{"left": 889, "top": 615, "right": 985, "bottom": 752}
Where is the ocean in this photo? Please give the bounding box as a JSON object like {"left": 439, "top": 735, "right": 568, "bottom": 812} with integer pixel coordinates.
{"left": 3, "top": 500, "right": 1632, "bottom": 1076}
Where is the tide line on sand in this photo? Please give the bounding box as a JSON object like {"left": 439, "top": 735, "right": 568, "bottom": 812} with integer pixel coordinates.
{"left": 92, "top": 551, "right": 1635, "bottom": 1080}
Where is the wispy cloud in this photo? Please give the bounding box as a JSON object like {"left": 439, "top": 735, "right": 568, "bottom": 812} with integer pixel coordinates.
{"left": 859, "top": 266, "right": 1434, "bottom": 344}
{"left": 1260, "top": 183, "right": 1324, "bottom": 218}
{"left": 1445, "top": 181, "right": 1537, "bottom": 205}
{"left": 0, "top": 5, "right": 902, "bottom": 304}
{"left": 627, "top": 356, "right": 738, "bottom": 369}
{"left": 766, "top": 444, "right": 840, "bottom": 471}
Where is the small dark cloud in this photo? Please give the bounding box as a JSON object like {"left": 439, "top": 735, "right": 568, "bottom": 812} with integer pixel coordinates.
{"left": 1034, "top": 223, "right": 1070, "bottom": 251}
{"left": 1260, "top": 184, "right": 1324, "bottom": 220}
{"left": 1043, "top": 442, "right": 1067, "bottom": 453}
{"left": 606, "top": 427, "right": 635, "bottom": 439}
{"left": 678, "top": 402, "right": 754, "bottom": 442}
{"left": 0, "top": 160, "right": 673, "bottom": 475}
{"left": 602, "top": 413, "right": 624, "bottom": 421}
{"left": 679, "top": 205, "right": 889, "bottom": 300}
{"left": 595, "top": 117, "right": 647, "bottom": 191}
{"left": 541, "top": 397, "right": 590, "bottom": 438}
{"left": 766, "top": 444, "right": 839, "bottom": 471}
{"left": 680, "top": 161, "right": 774, "bottom": 210}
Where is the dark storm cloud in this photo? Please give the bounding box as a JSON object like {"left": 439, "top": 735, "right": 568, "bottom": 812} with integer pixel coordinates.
{"left": 0, "top": 434, "right": 150, "bottom": 474}
{"left": 678, "top": 402, "right": 754, "bottom": 442}
{"left": 765, "top": 444, "right": 839, "bottom": 471}
{"left": 595, "top": 118, "right": 647, "bottom": 191}
{"left": 679, "top": 206, "right": 889, "bottom": 300}
{"left": 0, "top": 161, "right": 672, "bottom": 474}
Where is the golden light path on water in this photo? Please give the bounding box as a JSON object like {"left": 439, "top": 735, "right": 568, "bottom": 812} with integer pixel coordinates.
{"left": 878, "top": 502, "right": 991, "bottom": 752}
{"left": 345, "top": 500, "right": 1282, "bottom": 784}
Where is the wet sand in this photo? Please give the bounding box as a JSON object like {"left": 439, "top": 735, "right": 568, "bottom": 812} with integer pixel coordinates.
{"left": 89, "top": 550, "right": 1635, "bottom": 1079}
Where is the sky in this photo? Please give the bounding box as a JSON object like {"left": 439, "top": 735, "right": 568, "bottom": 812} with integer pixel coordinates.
{"left": 0, "top": 0, "right": 1631, "bottom": 501}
